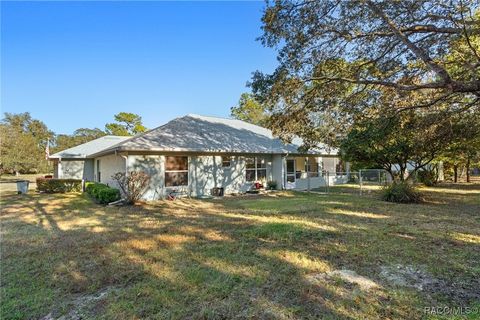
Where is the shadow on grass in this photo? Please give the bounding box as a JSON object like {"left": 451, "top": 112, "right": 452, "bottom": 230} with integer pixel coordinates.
{"left": 1, "top": 186, "right": 479, "bottom": 319}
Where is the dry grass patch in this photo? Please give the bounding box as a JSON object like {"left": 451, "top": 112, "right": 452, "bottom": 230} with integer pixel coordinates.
{"left": 1, "top": 184, "right": 479, "bottom": 319}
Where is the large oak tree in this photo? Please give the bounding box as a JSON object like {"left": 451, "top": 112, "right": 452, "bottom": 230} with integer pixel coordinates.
{"left": 251, "top": 0, "right": 479, "bottom": 156}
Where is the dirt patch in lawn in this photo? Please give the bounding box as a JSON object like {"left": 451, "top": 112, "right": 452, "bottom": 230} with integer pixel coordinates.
{"left": 380, "top": 264, "right": 480, "bottom": 303}
{"left": 306, "top": 269, "right": 380, "bottom": 291}
{"left": 41, "top": 286, "right": 119, "bottom": 320}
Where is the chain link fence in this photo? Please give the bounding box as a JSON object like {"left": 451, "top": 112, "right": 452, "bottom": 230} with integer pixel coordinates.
{"left": 310, "top": 169, "right": 392, "bottom": 195}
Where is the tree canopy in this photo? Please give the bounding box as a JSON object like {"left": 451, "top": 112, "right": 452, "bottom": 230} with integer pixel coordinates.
{"left": 105, "top": 112, "right": 147, "bottom": 136}
{"left": 0, "top": 113, "right": 53, "bottom": 174}
{"left": 253, "top": 0, "right": 479, "bottom": 111}
{"left": 249, "top": 1, "right": 480, "bottom": 180}
{"left": 1, "top": 111, "right": 147, "bottom": 174}
{"left": 230, "top": 93, "right": 269, "bottom": 126}
{"left": 54, "top": 128, "right": 106, "bottom": 153}
{"left": 339, "top": 107, "right": 479, "bottom": 180}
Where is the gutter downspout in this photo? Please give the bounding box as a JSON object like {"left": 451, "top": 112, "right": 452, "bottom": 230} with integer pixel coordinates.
{"left": 283, "top": 152, "right": 289, "bottom": 190}
{"left": 116, "top": 150, "right": 129, "bottom": 175}
{"left": 58, "top": 157, "right": 62, "bottom": 179}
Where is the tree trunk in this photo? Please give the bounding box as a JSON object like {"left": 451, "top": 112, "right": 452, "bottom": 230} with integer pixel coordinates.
{"left": 466, "top": 158, "right": 470, "bottom": 183}
{"left": 453, "top": 164, "right": 458, "bottom": 183}
{"left": 387, "top": 170, "right": 395, "bottom": 182}
{"left": 399, "top": 167, "right": 406, "bottom": 181}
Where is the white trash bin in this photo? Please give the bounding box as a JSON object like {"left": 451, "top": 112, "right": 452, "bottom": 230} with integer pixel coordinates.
{"left": 16, "top": 180, "right": 30, "bottom": 194}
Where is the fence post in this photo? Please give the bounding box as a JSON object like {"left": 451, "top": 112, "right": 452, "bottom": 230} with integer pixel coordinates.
{"left": 326, "top": 171, "right": 329, "bottom": 194}
{"left": 359, "top": 169, "right": 363, "bottom": 195}
{"left": 307, "top": 173, "right": 311, "bottom": 193}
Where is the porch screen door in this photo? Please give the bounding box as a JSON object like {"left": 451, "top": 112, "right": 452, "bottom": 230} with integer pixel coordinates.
{"left": 286, "top": 159, "right": 296, "bottom": 189}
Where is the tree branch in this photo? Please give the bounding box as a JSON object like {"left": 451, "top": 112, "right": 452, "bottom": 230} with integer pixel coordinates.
{"left": 309, "top": 75, "right": 480, "bottom": 95}
{"left": 365, "top": 0, "right": 453, "bottom": 85}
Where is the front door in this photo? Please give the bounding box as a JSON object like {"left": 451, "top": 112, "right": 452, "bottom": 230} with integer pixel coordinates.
{"left": 286, "top": 159, "right": 296, "bottom": 189}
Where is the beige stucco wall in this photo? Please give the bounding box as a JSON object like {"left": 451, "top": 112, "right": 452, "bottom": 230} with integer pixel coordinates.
{"left": 94, "top": 154, "right": 126, "bottom": 188}
{"left": 322, "top": 157, "right": 337, "bottom": 173}
{"left": 271, "top": 154, "right": 284, "bottom": 190}
{"left": 54, "top": 159, "right": 94, "bottom": 180}
{"left": 125, "top": 153, "right": 279, "bottom": 200}
{"left": 91, "top": 152, "right": 348, "bottom": 199}
{"left": 61, "top": 160, "right": 84, "bottom": 179}
{"left": 190, "top": 155, "right": 275, "bottom": 196}
{"left": 127, "top": 155, "right": 165, "bottom": 200}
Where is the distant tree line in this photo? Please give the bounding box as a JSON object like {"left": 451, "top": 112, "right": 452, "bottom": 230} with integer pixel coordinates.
{"left": 0, "top": 112, "right": 147, "bottom": 175}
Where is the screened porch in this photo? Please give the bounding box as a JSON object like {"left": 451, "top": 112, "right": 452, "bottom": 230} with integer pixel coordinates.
{"left": 285, "top": 156, "right": 350, "bottom": 190}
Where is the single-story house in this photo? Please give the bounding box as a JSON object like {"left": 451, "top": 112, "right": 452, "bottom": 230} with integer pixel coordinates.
{"left": 49, "top": 114, "right": 349, "bottom": 200}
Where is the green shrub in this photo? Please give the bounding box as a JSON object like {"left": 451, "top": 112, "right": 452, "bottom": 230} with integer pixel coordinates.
{"left": 85, "top": 181, "right": 95, "bottom": 193}
{"left": 85, "top": 182, "right": 120, "bottom": 204}
{"left": 267, "top": 180, "right": 278, "bottom": 190}
{"left": 416, "top": 169, "right": 437, "bottom": 186}
{"left": 36, "top": 178, "right": 82, "bottom": 193}
{"left": 381, "top": 181, "right": 422, "bottom": 203}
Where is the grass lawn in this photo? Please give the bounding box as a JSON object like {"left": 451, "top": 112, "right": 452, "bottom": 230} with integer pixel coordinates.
{"left": 1, "top": 184, "right": 479, "bottom": 319}
{"left": 0, "top": 173, "right": 50, "bottom": 193}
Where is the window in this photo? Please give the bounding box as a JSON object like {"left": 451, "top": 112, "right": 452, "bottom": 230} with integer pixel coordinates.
{"left": 335, "top": 159, "right": 345, "bottom": 174}
{"left": 306, "top": 158, "right": 319, "bottom": 177}
{"left": 246, "top": 157, "right": 256, "bottom": 182}
{"left": 222, "top": 156, "right": 232, "bottom": 168}
{"left": 286, "top": 159, "right": 295, "bottom": 182}
{"left": 165, "top": 156, "right": 188, "bottom": 187}
{"left": 245, "top": 157, "right": 267, "bottom": 182}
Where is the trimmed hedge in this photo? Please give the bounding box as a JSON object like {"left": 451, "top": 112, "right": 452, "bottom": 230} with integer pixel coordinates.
{"left": 36, "top": 178, "right": 82, "bottom": 193}
{"left": 85, "top": 182, "right": 120, "bottom": 204}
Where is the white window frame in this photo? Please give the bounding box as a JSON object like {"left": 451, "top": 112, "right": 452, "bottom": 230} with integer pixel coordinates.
{"left": 221, "top": 156, "right": 232, "bottom": 168}
{"left": 165, "top": 156, "right": 189, "bottom": 187}
{"left": 245, "top": 157, "right": 267, "bottom": 182}
{"left": 305, "top": 157, "right": 319, "bottom": 177}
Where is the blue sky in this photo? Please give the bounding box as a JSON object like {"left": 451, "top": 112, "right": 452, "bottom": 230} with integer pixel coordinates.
{"left": 1, "top": 1, "right": 277, "bottom": 134}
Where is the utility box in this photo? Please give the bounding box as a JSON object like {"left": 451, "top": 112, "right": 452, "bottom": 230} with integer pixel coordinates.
{"left": 211, "top": 187, "right": 224, "bottom": 197}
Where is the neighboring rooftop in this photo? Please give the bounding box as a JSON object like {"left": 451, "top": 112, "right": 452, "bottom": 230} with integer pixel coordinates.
{"left": 49, "top": 135, "right": 130, "bottom": 159}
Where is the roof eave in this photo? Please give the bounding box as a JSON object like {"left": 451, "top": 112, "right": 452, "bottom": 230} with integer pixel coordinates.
{"left": 48, "top": 154, "right": 88, "bottom": 160}
{"left": 96, "top": 146, "right": 336, "bottom": 156}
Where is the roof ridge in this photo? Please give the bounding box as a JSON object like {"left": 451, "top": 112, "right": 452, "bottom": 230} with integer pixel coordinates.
{"left": 50, "top": 135, "right": 130, "bottom": 158}
{"left": 107, "top": 115, "right": 187, "bottom": 149}
{"left": 186, "top": 114, "right": 271, "bottom": 132}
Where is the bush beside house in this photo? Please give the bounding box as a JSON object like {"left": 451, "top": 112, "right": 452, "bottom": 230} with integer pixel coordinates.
{"left": 267, "top": 180, "right": 278, "bottom": 190}
{"left": 85, "top": 182, "right": 120, "bottom": 204}
{"left": 36, "top": 178, "right": 82, "bottom": 193}
{"left": 111, "top": 171, "right": 150, "bottom": 204}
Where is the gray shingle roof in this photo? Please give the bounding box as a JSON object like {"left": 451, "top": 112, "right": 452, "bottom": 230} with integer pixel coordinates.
{"left": 102, "top": 114, "right": 337, "bottom": 155}
{"left": 49, "top": 135, "right": 130, "bottom": 159}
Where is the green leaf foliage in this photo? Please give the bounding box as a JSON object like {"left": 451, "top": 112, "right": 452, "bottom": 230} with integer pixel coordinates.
{"left": 381, "top": 181, "right": 422, "bottom": 203}
{"left": 105, "top": 112, "right": 147, "bottom": 136}
{"left": 230, "top": 93, "right": 268, "bottom": 126}
{"left": 1, "top": 112, "right": 54, "bottom": 174}
{"left": 36, "top": 178, "right": 82, "bottom": 193}
{"left": 85, "top": 182, "right": 120, "bottom": 204}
